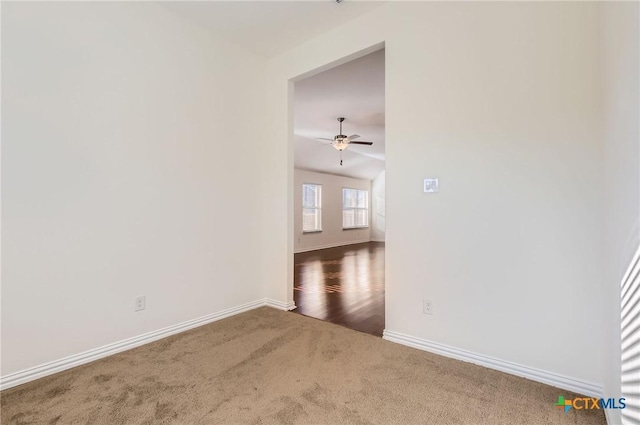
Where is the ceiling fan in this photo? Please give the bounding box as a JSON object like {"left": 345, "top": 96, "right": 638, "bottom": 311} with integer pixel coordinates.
{"left": 316, "top": 117, "right": 373, "bottom": 165}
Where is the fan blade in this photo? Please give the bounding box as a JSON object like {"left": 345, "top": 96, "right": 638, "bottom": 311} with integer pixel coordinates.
{"left": 346, "top": 134, "right": 361, "bottom": 141}
{"left": 349, "top": 141, "right": 373, "bottom": 145}
{"left": 316, "top": 137, "right": 334, "bottom": 141}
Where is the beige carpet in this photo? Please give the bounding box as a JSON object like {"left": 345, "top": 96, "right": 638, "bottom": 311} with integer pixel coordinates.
{"left": 1, "top": 307, "right": 605, "bottom": 425}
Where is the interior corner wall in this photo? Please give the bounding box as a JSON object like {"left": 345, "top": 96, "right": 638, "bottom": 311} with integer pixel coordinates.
{"left": 370, "top": 170, "right": 386, "bottom": 242}
{"left": 294, "top": 169, "right": 371, "bottom": 253}
{"left": 601, "top": 2, "right": 640, "bottom": 423}
{"left": 264, "top": 2, "right": 606, "bottom": 387}
{"left": 1, "top": 2, "right": 267, "bottom": 377}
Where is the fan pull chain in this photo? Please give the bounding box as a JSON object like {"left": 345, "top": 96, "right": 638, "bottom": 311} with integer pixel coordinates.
{"left": 340, "top": 151, "right": 343, "bottom": 166}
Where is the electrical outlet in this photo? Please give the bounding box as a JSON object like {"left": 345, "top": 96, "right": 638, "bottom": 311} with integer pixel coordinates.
{"left": 135, "top": 295, "right": 146, "bottom": 312}
{"left": 297, "top": 237, "right": 301, "bottom": 243}
{"left": 423, "top": 299, "right": 433, "bottom": 315}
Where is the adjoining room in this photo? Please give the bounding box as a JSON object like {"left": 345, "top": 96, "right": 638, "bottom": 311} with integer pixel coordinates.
{"left": 292, "top": 49, "right": 386, "bottom": 336}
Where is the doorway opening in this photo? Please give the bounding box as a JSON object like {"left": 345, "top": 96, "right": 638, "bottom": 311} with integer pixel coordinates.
{"left": 291, "top": 48, "right": 386, "bottom": 336}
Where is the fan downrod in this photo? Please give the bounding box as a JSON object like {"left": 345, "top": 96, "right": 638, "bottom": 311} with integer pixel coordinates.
{"left": 337, "top": 117, "right": 345, "bottom": 136}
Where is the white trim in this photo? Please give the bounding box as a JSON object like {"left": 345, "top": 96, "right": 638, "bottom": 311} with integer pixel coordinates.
{"left": 383, "top": 329, "right": 603, "bottom": 398}
{"left": 0, "top": 299, "right": 274, "bottom": 391}
{"left": 604, "top": 408, "right": 613, "bottom": 425}
{"left": 264, "top": 298, "right": 297, "bottom": 311}
{"left": 294, "top": 239, "right": 370, "bottom": 254}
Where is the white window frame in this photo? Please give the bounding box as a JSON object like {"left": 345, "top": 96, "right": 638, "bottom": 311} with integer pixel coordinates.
{"left": 342, "top": 188, "right": 369, "bottom": 229}
{"left": 302, "top": 183, "right": 322, "bottom": 233}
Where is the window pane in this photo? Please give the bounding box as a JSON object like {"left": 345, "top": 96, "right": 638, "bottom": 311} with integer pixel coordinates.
{"left": 343, "top": 210, "right": 355, "bottom": 228}
{"left": 303, "top": 184, "right": 321, "bottom": 208}
{"left": 355, "top": 209, "right": 368, "bottom": 226}
{"left": 342, "top": 188, "right": 369, "bottom": 228}
{"left": 343, "top": 188, "right": 367, "bottom": 209}
{"left": 303, "top": 208, "right": 321, "bottom": 231}
{"left": 357, "top": 190, "right": 367, "bottom": 208}
{"left": 302, "top": 184, "right": 321, "bottom": 231}
{"left": 342, "top": 188, "right": 353, "bottom": 208}
{"left": 302, "top": 185, "right": 312, "bottom": 208}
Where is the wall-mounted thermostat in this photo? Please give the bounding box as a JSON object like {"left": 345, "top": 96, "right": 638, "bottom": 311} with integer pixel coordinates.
{"left": 424, "top": 178, "right": 439, "bottom": 193}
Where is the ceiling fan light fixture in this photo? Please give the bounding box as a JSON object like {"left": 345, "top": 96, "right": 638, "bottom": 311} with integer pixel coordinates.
{"left": 314, "top": 117, "right": 372, "bottom": 161}
{"left": 333, "top": 139, "right": 349, "bottom": 151}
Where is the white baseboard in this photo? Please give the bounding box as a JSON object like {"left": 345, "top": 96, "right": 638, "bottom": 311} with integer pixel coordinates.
{"left": 383, "top": 329, "right": 603, "bottom": 398}
{"left": 265, "top": 298, "right": 297, "bottom": 311}
{"left": 294, "top": 239, "right": 371, "bottom": 254}
{"left": 0, "top": 298, "right": 280, "bottom": 391}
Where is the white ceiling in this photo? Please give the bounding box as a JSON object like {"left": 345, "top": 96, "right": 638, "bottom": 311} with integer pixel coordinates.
{"left": 294, "top": 49, "right": 385, "bottom": 180}
{"left": 161, "top": 1, "right": 383, "bottom": 58}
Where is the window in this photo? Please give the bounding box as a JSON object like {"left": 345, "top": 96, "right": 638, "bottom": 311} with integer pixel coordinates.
{"left": 342, "top": 188, "right": 369, "bottom": 229}
{"left": 302, "top": 184, "right": 322, "bottom": 232}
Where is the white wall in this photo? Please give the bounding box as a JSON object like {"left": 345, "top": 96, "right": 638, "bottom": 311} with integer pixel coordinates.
{"left": 2, "top": 3, "right": 267, "bottom": 376}
{"left": 601, "top": 3, "right": 640, "bottom": 423}
{"left": 371, "top": 170, "right": 386, "bottom": 242}
{"left": 294, "top": 169, "right": 371, "bottom": 253}
{"left": 263, "top": 2, "right": 606, "bottom": 388}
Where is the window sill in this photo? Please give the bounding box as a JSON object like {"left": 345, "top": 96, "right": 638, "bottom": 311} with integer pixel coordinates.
{"left": 303, "top": 230, "right": 323, "bottom": 234}
{"left": 343, "top": 226, "right": 369, "bottom": 230}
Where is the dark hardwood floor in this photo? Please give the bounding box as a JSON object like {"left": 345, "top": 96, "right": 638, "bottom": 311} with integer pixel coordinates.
{"left": 293, "top": 242, "right": 385, "bottom": 337}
